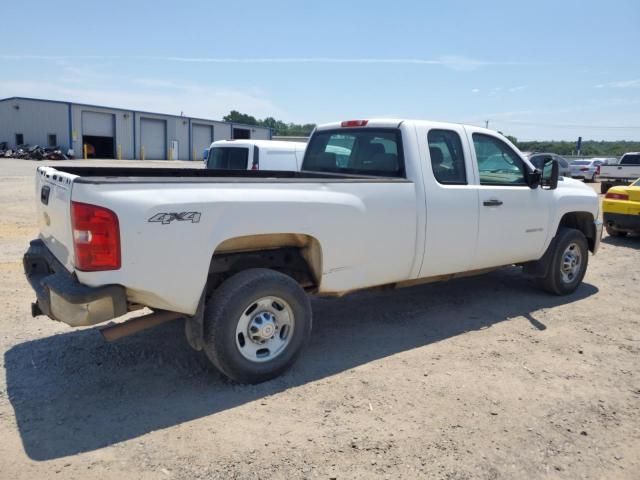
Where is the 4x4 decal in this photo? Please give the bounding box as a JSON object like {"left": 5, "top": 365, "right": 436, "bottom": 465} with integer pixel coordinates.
{"left": 148, "top": 212, "right": 201, "bottom": 224}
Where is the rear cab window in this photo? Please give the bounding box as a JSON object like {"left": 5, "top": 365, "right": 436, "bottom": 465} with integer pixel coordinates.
{"left": 620, "top": 154, "right": 640, "bottom": 165}
{"left": 302, "top": 128, "right": 405, "bottom": 177}
{"left": 208, "top": 147, "right": 249, "bottom": 170}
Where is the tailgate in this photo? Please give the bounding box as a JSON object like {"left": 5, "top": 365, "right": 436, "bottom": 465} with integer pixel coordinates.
{"left": 601, "top": 165, "right": 640, "bottom": 179}
{"left": 35, "top": 166, "right": 78, "bottom": 270}
{"left": 599, "top": 165, "right": 617, "bottom": 177}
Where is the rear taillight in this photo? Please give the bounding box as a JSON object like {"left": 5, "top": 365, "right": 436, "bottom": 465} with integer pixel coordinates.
{"left": 605, "top": 192, "right": 629, "bottom": 201}
{"left": 71, "top": 201, "right": 121, "bottom": 271}
{"left": 580, "top": 167, "right": 588, "bottom": 171}
{"left": 341, "top": 120, "right": 368, "bottom": 127}
{"left": 596, "top": 165, "right": 601, "bottom": 175}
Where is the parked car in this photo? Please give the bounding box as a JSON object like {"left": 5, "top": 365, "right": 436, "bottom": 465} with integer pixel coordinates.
{"left": 597, "top": 152, "right": 640, "bottom": 193}
{"left": 205, "top": 140, "right": 306, "bottom": 171}
{"left": 595, "top": 157, "right": 619, "bottom": 166}
{"left": 569, "top": 159, "right": 605, "bottom": 182}
{"left": 522, "top": 152, "right": 571, "bottom": 177}
{"left": 24, "top": 119, "right": 602, "bottom": 383}
{"left": 602, "top": 177, "right": 640, "bottom": 236}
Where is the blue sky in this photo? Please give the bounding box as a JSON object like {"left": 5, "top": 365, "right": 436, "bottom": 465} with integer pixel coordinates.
{"left": 2, "top": 0, "right": 639, "bottom": 140}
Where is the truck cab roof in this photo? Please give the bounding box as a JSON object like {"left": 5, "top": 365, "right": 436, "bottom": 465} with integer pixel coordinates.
{"left": 209, "top": 139, "right": 306, "bottom": 149}
{"left": 314, "top": 118, "right": 500, "bottom": 137}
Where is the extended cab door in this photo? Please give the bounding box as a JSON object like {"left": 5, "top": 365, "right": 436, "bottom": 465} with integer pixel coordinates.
{"left": 417, "top": 124, "right": 480, "bottom": 277}
{"left": 465, "top": 128, "right": 551, "bottom": 269}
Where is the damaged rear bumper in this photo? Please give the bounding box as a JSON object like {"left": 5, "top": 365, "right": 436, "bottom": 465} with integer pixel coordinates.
{"left": 23, "top": 239, "right": 127, "bottom": 327}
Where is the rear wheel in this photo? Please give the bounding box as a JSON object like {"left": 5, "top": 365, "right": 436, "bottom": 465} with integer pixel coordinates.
{"left": 537, "top": 228, "right": 589, "bottom": 295}
{"left": 605, "top": 225, "right": 627, "bottom": 237}
{"left": 203, "top": 268, "right": 312, "bottom": 384}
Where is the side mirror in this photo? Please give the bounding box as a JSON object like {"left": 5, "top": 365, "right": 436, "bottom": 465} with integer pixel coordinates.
{"left": 541, "top": 158, "right": 559, "bottom": 190}
{"left": 528, "top": 169, "right": 541, "bottom": 189}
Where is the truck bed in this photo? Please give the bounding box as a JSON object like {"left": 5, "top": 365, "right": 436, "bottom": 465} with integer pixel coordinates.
{"left": 47, "top": 166, "right": 408, "bottom": 184}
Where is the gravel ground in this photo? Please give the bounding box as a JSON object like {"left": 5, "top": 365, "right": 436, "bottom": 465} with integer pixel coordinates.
{"left": 0, "top": 159, "right": 638, "bottom": 479}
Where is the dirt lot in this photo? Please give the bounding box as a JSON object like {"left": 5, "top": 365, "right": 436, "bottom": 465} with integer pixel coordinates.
{"left": 0, "top": 158, "right": 638, "bottom": 479}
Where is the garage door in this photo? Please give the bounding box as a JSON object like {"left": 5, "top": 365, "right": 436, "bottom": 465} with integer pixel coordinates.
{"left": 140, "top": 118, "right": 166, "bottom": 160}
{"left": 192, "top": 124, "right": 213, "bottom": 160}
{"left": 82, "top": 111, "right": 115, "bottom": 137}
{"left": 82, "top": 111, "right": 115, "bottom": 159}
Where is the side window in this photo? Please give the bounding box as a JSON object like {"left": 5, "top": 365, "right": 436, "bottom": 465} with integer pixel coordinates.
{"left": 427, "top": 129, "right": 467, "bottom": 185}
{"left": 472, "top": 133, "right": 527, "bottom": 186}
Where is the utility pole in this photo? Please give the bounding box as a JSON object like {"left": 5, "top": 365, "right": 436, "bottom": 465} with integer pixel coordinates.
{"left": 576, "top": 136, "right": 582, "bottom": 157}
{"left": 485, "top": 120, "right": 490, "bottom": 129}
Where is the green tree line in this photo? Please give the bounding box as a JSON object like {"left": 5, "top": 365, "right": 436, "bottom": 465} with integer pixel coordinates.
{"left": 504, "top": 135, "right": 640, "bottom": 157}
{"left": 223, "top": 111, "right": 638, "bottom": 155}
{"left": 223, "top": 111, "right": 316, "bottom": 136}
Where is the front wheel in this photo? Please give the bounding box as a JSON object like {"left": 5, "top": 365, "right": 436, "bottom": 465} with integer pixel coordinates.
{"left": 601, "top": 183, "right": 611, "bottom": 194}
{"left": 203, "top": 268, "right": 312, "bottom": 384}
{"left": 537, "top": 228, "right": 589, "bottom": 295}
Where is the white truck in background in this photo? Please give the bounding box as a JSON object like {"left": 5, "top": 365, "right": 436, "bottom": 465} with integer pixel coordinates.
{"left": 24, "top": 119, "right": 602, "bottom": 383}
{"left": 597, "top": 152, "right": 640, "bottom": 193}
{"left": 205, "top": 140, "right": 306, "bottom": 171}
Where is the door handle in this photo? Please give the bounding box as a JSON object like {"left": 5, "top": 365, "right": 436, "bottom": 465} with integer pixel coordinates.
{"left": 483, "top": 199, "right": 503, "bottom": 207}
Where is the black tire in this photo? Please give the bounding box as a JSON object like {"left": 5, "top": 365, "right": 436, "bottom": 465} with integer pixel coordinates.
{"left": 600, "top": 183, "right": 611, "bottom": 194}
{"left": 537, "top": 228, "right": 589, "bottom": 295}
{"left": 605, "top": 225, "right": 627, "bottom": 237}
{"left": 203, "top": 268, "right": 312, "bottom": 384}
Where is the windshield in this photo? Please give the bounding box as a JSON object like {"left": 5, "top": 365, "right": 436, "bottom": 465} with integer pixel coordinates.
{"left": 571, "top": 160, "right": 591, "bottom": 166}
{"left": 207, "top": 147, "right": 249, "bottom": 170}
{"left": 302, "top": 128, "right": 404, "bottom": 177}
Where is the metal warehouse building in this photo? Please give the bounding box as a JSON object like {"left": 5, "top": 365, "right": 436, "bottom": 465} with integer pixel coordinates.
{"left": 0, "top": 97, "right": 272, "bottom": 160}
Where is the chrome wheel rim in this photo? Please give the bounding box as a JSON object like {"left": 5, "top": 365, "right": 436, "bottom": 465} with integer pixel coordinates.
{"left": 235, "top": 296, "right": 295, "bottom": 363}
{"left": 560, "top": 242, "right": 582, "bottom": 284}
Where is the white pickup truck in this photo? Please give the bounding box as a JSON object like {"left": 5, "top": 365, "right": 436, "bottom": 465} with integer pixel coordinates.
{"left": 24, "top": 119, "right": 602, "bottom": 383}
{"left": 597, "top": 152, "right": 640, "bottom": 193}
